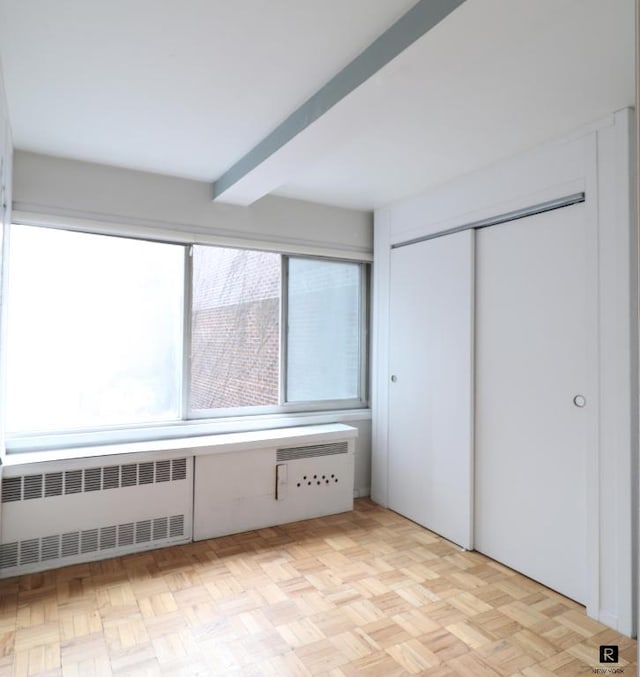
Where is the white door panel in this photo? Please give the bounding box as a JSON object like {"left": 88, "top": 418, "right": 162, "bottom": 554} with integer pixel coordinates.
{"left": 475, "top": 204, "right": 592, "bottom": 604}
{"left": 388, "top": 229, "right": 474, "bottom": 548}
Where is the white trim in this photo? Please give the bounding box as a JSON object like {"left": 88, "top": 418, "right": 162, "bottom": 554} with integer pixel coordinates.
{"left": 370, "top": 208, "right": 391, "bottom": 508}
{"left": 583, "top": 130, "right": 602, "bottom": 625}
{"left": 3, "top": 422, "right": 359, "bottom": 469}
{"left": 12, "top": 205, "right": 373, "bottom": 262}
{"left": 0, "top": 224, "right": 9, "bottom": 458}
{"left": 595, "top": 109, "right": 637, "bottom": 636}
{"left": 5, "top": 408, "right": 371, "bottom": 456}
{"left": 187, "top": 400, "right": 368, "bottom": 420}
{"left": 0, "top": 123, "right": 12, "bottom": 458}
{"left": 181, "top": 246, "right": 193, "bottom": 420}
{"left": 468, "top": 230, "right": 476, "bottom": 551}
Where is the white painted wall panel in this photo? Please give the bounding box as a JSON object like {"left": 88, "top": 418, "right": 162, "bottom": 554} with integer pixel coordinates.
{"left": 594, "top": 114, "right": 637, "bottom": 632}
{"left": 350, "top": 419, "right": 372, "bottom": 498}
{"left": 0, "top": 55, "right": 12, "bottom": 460}
{"left": 11, "top": 151, "right": 372, "bottom": 260}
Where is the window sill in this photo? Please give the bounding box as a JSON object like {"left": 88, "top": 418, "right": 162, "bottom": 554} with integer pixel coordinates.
{"left": 3, "top": 409, "right": 370, "bottom": 466}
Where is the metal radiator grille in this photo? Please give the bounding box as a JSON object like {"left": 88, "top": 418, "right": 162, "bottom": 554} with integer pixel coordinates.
{"left": 276, "top": 441, "right": 348, "bottom": 462}
{"left": 0, "top": 513, "right": 186, "bottom": 570}
{"left": 2, "top": 458, "right": 188, "bottom": 502}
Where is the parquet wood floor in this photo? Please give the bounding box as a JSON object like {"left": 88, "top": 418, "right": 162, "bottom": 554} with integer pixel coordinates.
{"left": 0, "top": 499, "right": 634, "bottom": 676}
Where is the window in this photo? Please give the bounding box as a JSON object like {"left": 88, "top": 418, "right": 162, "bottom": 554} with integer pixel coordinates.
{"left": 5, "top": 227, "right": 184, "bottom": 433}
{"left": 287, "top": 258, "right": 362, "bottom": 402}
{"left": 190, "top": 246, "right": 280, "bottom": 412}
{"left": 2, "top": 224, "right": 368, "bottom": 443}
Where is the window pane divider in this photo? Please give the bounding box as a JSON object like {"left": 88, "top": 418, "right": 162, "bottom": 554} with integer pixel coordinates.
{"left": 360, "top": 262, "right": 370, "bottom": 402}
{"left": 181, "top": 245, "right": 193, "bottom": 421}
{"left": 280, "top": 255, "right": 289, "bottom": 405}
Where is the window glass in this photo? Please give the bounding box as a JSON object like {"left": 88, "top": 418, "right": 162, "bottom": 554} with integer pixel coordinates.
{"left": 287, "top": 258, "right": 361, "bottom": 402}
{"left": 190, "top": 246, "right": 280, "bottom": 410}
{"left": 5, "top": 226, "right": 184, "bottom": 432}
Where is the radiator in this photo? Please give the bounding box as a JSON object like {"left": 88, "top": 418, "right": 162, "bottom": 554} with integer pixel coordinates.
{"left": 193, "top": 437, "right": 355, "bottom": 540}
{"left": 0, "top": 454, "right": 193, "bottom": 577}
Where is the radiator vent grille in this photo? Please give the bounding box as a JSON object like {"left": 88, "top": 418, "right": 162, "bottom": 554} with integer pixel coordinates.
{"left": 81, "top": 529, "right": 98, "bottom": 554}
{"left": 84, "top": 468, "right": 101, "bottom": 492}
{"left": 0, "top": 543, "right": 17, "bottom": 569}
{"left": 0, "top": 514, "right": 186, "bottom": 570}
{"left": 20, "top": 539, "right": 39, "bottom": 566}
{"left": 2, "top": 477, "right": 21, "bottom": 503}
{"left": 100, "top": 526, "right": 117, "bottom": 550}
{"left": 139, "top": 463, "right": 154, "bottom": 485}
{"left": 2, "top": 458, "right": 188, "bottom": 502}
{"left": 41, "top": 535, "right": 60, "bottom": 561}
{"left": 45, "top": 473, "right": 63, "bottom": 497}
{"left": 276, "top": 441, "right": 348, "bottom": 462}
{"left": 122, "top": 464, "right": 137, "bottom": 487}
{"left": 23, "top": 475, "right": 43, "bottom": 500}
{"left": 155, "top": 460, "right": 170, "bottom": 483}
{"left": 65, "top": 470, "right": 82, "bottom": 495}
{"left": 136, "top": 520, "right": 151, "bottom": 543}
{"left": 118, "top": 523, "right": 134, "bottom": 547}
{"left": 172, "top": 458, "right": 187, "bottom": 481}
{"left": 153, "top": 517, "right": 168, "bottom": 540}
{"left": 62, "top": 532, "right": 79, "bottom": 558}
{"left": 103, "top": 466, "right": 119, "bottom": 490}
{"left": 169, "top": 515, "right": 184, "bottom": 538}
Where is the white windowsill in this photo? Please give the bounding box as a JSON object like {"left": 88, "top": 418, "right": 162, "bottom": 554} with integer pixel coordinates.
{"left": 3, "top": 411, "right": 368, "bottom": 467}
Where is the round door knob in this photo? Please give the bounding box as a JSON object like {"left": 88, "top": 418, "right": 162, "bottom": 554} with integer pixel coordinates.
{"left": 573, "top": 395, "right": 586, "bottom": 408}
{"left": 391, "top": 375, "right": 398, "bottom": 383}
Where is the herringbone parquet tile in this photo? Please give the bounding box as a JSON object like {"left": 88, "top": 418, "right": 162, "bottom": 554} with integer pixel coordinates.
{"left": 0, "top": 499, "right": 634, "bottom": 676}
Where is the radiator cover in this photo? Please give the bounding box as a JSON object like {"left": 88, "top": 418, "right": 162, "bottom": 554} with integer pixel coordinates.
{"left": 193, "top": 437, "right": 355, "bottom": 540}
{"left": 0, "top": 455, "right": 193, "bottom": 577}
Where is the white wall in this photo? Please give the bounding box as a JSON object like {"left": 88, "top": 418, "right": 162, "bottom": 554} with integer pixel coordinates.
{"left": 372, "top": 109, "right": 637, "bottom": 635}
{"left": 0, "top": 54, "right": 13, "bottom": 457}
{"left": 350, "top": 419, "right": 371, "bottom": 498}
{"left": 12, "top": 151, "right": 372, "bottom": 260}
{"left": 0, "top": 71, "right": 10, "bottom": 228}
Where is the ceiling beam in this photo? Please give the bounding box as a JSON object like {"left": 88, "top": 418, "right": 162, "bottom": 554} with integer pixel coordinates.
{"left": 211, "top": 0, "right": 466, "bottom": 205}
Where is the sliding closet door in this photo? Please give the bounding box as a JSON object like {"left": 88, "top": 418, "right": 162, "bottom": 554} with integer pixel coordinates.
{"left": 388, "top": 229, "right": 474, "bottom": 548}
{"left": 475, "top": 204, "right": 594, "bottom": 604}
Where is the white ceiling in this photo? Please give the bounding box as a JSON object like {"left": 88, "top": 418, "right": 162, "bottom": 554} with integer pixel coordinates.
{"left": 0, "top": 0, "right": 635, "bottom": 210}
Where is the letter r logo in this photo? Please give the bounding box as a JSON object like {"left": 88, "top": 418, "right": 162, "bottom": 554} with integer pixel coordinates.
{"left": 599, "top": 645, "right": 618, "bottom": 663}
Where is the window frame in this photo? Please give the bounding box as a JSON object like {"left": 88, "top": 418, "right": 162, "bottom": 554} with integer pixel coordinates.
{"left": 281, "top": 253, "right": 369, "bottom": 408}
{"left": 185, "top": 250, "right": 369, "bottom": 420}
{"left": 1, "top": 223, "right": 370, "bottom": 451}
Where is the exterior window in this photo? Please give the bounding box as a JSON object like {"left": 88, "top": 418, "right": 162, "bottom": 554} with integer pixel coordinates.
{"left": 286, "top": 258, "right": 362, "bottom": 402}
{"left": 2, "top": 224, "right": 368, "bottom": 444}
{"left": 190, "top": 246, "right": 280, "bottom": 411}
{"left": 5, "top": 226, "right": 184, "bottom": 432}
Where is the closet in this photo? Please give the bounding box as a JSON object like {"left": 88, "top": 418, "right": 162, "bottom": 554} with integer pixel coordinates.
{"left": 374, "top": 111, "right": 635, "bottom": 632}
{"left": 386, "top": 200, "right": 592, "bottom": 603}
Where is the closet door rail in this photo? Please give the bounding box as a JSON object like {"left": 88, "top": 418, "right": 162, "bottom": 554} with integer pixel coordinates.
{"left": 391, "top": 191, "right": 585, "bottom": 249}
